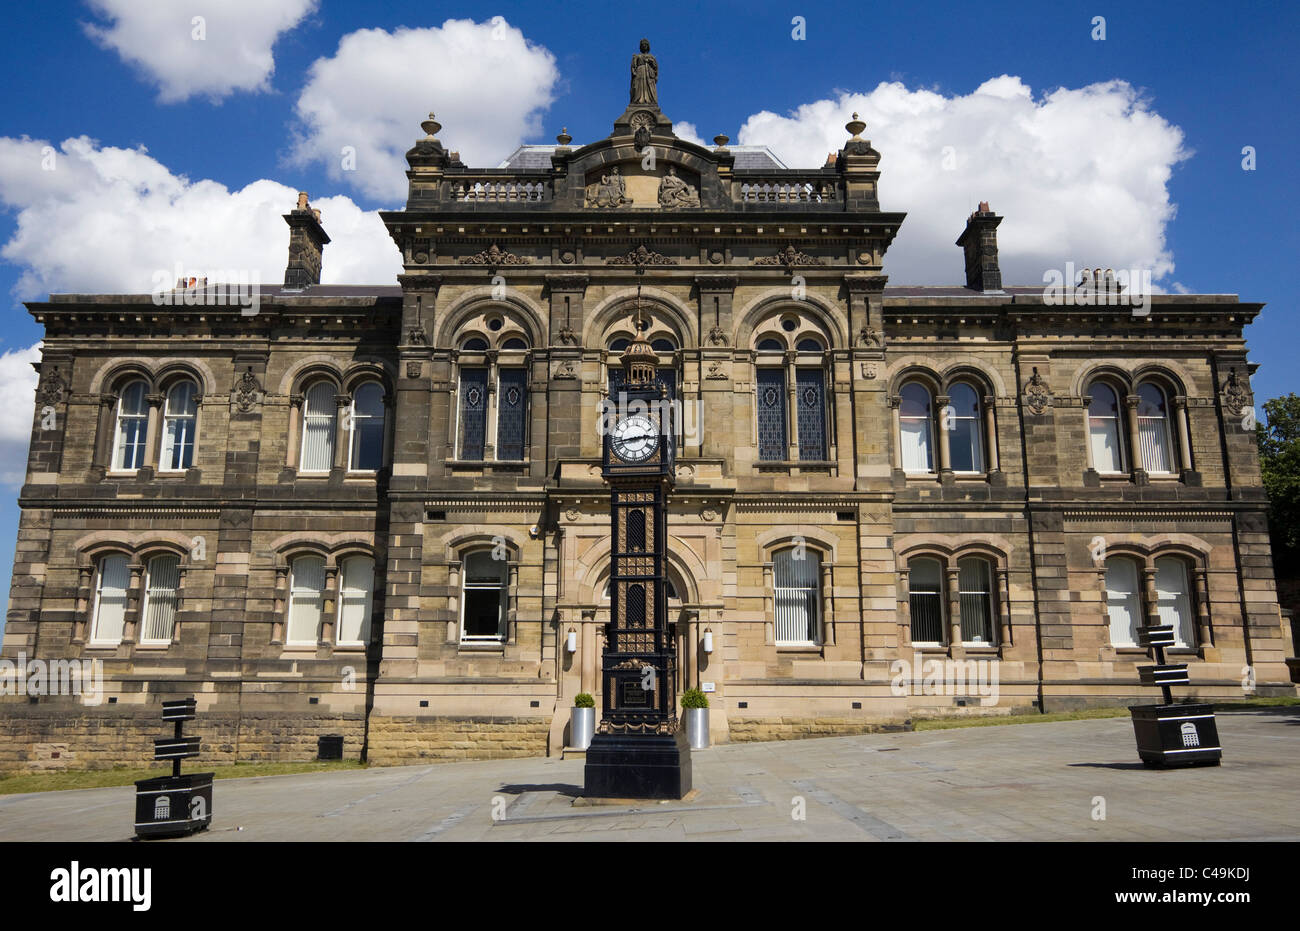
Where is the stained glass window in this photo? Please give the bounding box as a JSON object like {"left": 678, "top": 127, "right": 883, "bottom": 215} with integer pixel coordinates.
{"left": 496, "top": 369, "right": 527, "bottom": 461}
{"left": 757, "top": 369, "right": 787, "bottom": 461}
{"left": 796, "top": 368, "right": 826, "bottom": 460}
{"left": 458, "top": 368, "right": 488, "bottom": 460}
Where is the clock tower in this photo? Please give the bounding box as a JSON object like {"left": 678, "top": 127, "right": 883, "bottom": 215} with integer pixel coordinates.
{"left": 583, "top": 291, "right": 692, "bottom": 799}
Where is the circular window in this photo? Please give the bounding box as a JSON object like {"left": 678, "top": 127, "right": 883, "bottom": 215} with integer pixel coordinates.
{"left": 487, "top": 317, "right": 504, "bottom": 332}
{"left": 780, "top": 317, "right": 798, "bottom": 332}
{"left": 462, "top": 337, "right": 489, "bottom": 351}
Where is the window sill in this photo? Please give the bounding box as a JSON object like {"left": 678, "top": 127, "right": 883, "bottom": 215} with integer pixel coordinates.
{"left": 134, "top": 642, "right": 173, "bottom": 651}
{"left": 775, "top": 643, "right": 822, "bottom": 653}
{"left": 458, "top": 641, "right": 506, "bottom": 653}
{"left": 85, "top": 642, "right": 123, "bottom": 651}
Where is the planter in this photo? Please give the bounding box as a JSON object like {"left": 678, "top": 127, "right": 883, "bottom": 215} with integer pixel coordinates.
{"left": 134, "top": 772, "right": 214, "bottom": 839}
{"left": 1128, "top": 703, "right": 1222, "bottom": 768}
{"left": 685, "top": 707, "right": 710, "bottom": 749}
{"left": 571, "top": 706, "right": 596, "bottom": 750}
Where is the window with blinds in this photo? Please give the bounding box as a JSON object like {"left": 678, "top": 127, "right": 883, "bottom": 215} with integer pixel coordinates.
{"left": 337, "top": 556, "right": 374, "bottom": 646}
{"left": 908, "top": 557, "right": 945, "bottom": 643}
{"left": 1136, "top": 384, "right": 1173, "bottom": 473}
{"left": 287, "top": 556, "right": 325, "bottom": 645}
{"left": 957, "top": 557, "right": 995, "bottom": 644}
{"left": 773, "top": 548, "right": 819, "bottom": 644}
{"left": 458, "top": 369, "right": 489, "bottom": 461}
{"left": 496, "top": 369, "right": 527, "bottom": 461}
{"left": 1087, "top": 383, "right": 1125, "bottom": 473}
{"left": 139, "top": 554, "right": 180, "bottom": 644}
{"left": 899, "top": 382, "right": 933, "bottom": 472}
{"left": 160, "top": 381, "right": 198, "bottom": 472}
{"left": 795, "top": 368, "right": 826, "bottom": 460}
{"left": 1105, "top": 556, "right": 1141, "bottom": 646}
{"left": 756, "top": 369, "right": 787, "bottom": 462}
{"left": 90, "top": 553, "right": 130, "bottom": 645}
{"left": 948, "top": 383, "right": 984, "bottom": 473}
{"left": 349, "top": 382, "right": 385, "bottom": 471}
{"left": 113, "top": 380, "right": 149, "bottom": 471}
{"left": 1154, "top": 556, "right": 1195, "bottom": 647}
{"left": 300, "top": 382, "right": 336, "bottom": 472}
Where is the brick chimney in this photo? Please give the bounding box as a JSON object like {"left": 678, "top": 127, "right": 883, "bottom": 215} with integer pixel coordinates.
{"left": 283, "top": 191, "right": 330, "bottom": 288}
{"left": 956, "top": 201, "right": 1003, "bottom": 292}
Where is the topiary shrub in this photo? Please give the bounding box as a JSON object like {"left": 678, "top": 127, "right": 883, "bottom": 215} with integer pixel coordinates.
{"left": 574, "top": 693, "right": 595, "bottom": 708}
{"left": 680, "top": 688, "right": 709, "bottom": 709}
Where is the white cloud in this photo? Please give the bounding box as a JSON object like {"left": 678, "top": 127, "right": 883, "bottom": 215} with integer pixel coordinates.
{"left": 737, "top": 77, "right": 1190, "bottom": 287}
{"left": 0, "top": 343, "right": 41, "bottom": 487}
{"left": 0, "top": 135, "right": 401, "bottom": 300}
{"left": 673, "top": 122, "right": 707, "bottom": 148}
{"left": 289, "top": 19, "right": 560, "bottom": 203}
{"left": 84, "top": 0, "right": 317, "bottom": 103}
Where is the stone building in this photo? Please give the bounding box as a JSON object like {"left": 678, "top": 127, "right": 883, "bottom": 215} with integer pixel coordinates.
{"left": 2, "top": 43, "right": 1294, "bottom": 770}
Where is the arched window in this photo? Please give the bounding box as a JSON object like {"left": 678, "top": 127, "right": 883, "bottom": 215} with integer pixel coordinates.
{"left": 772, "top": 547, "right": 820, "bottom": 645}
{"left": 756, "top": 367, "right": 787, "bottom": 461}
{"left": 90, "top": 553, "right": 130, "bottom": 646}
{"left": 795, "top": 368, "right": 827, "bottom": 460}
{"left": 462, "top": 337, "right": 489, "bottom": 351}
{"left": 907, "top": 557, "right": 945, "bottom": 644}
{"left": 139, "top": 554, "right": 180, "bottom": 645}
{"left": 287, "top": 555, "right": 325, "bottom": 646}
{"left": 756, "top": 338, "right": 785, "bottom": 353}
{"left": 1136, "top": 383, "right": 1174, "bottom": 474}
{"left": 159, "top": 381, "right": 198, "bottom": 472}
{"left": 112, "top": 380, "right": 149, "bottom": 471}
{"left": 1104, "top": 556, "right": 1142, "bottom": 647}
{"left": 608, "top": 337, "right": 631, "bottom": 353}
{"left": 348, "top": 382, "right": 386, "bottom": 471}
{"left": 796, "top": 338, "right": 824, "bottom": 353}
{"left": 1154, "top": 556, "right": 1195, "bottom": 647}
{"left": 947, "top": 383, "right": 984, "bottom": 473}
{"left": 899, "top": 382, "right": 934, "bottom": 473}
{"left": 461, "top": 550, "right": 507, "bottom": 641}
{"left": 337, "top": 555, "right": 375, "bottom": 647}
{"left": 501, "top": 337, "right": 528, "bottom": 350}
{"left": 300, "top": 382, "right": 337, "bottom": 472}
{"left": 651, "top": 337, "right": 676, "bottom": 352}
{"left": 957, "top": 556, "right": 995, "bottom": 644}
{"left": 1087, "top": 382, "right": 1125, "bottom": 473}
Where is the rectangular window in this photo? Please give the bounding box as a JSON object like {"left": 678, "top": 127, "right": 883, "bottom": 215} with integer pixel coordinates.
{"left": 90, "top": 554, "right": 130, "bottom": 646}
{"left": 461, "top": 551, "right": 507, "bottom": 641}
{"left": 756, "top": 368, "right": 788, "bottom": 462}
{"left": 908, "top": 559, "right": 945, "bottom": 644}
{"left": 773, "top": 548, "right": 819, "bottom": 644}
{"left": 795, "top": 369, "right": 827, "bottom": 460}
{"left": 337, "top": 557, "right": 374, "bottom": 646}
{"left": 287, "top": 557, "right": 325, "bottom": 646}
{"left": 458, "top": 369, "right": 489, "bottom": 460}
{"left": 139, "top": 555, "right": 180, "bottom": 644}
{"left": 1155, "top": 557, "right": 1195, "bottom": 647}
{"left": 1105, "top": 557, "right": 1141, "bottom": 647}
{"left": 958, "top": 558, "right": 995, "bottom": 644}
{"left": 496, "top": 369, "right": 528, "bottom": 461}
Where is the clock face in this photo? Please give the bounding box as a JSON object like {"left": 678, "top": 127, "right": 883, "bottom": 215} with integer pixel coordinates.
{"left": 611, "top": 414, "right": 658, "bottom": 462}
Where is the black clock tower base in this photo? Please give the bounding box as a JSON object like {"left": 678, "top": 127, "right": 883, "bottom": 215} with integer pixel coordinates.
{"left": 583, "top": 729, "right": 692, "bottom": 800}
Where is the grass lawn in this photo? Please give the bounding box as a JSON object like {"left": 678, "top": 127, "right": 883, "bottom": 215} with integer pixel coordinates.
{"left": 0, "top": 760, "right": 365, "bottom": 796}
{"left": 913, "top": 696, "right": 1300, "bottom": 731}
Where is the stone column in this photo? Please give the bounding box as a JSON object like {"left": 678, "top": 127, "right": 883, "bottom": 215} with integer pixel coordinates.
{"left": 91, "top": 395, "right": 117, "bottom": 474}
{"left": 580, "top": 607, "right": 597, "bottom": 694}
{"left": 997, "top": 567, "right": 1012, "bottom": 646}
{"left": 333, "top": 393, "right": 351, "bottom": 470}
{"left": 946, "top": 565, "right": 963, "bottom": 656}
{"left": 285, "top": 394, "right": 303, "bottom": 466}
{"left": 321, "top": 564, "right": 339, "bottom": 647}
{"left": 1142, "top": 563, "right": 1161, "bottom": 637}
{"left": 821, "top": 561, "right": 835, "bottom": 646}
{"left": 484, "top": 351, "right": 499, "bottom": 461}
{"left": 935, "top": 394, "right": 952, "bottom": 477}
{"left": 785, "top": 351, "right": 798, "bottom": 461}
{"left": 74, "top": 567, "right": 92, "bottom": 643}
{"left": 382, "top": 393, "right": 395, "bottom": 468}
{"left": 447, "top": 560, "right": 461, "bottom": 644}
{"left": 123, "top": 561, "right": 144, "bottom": 645}
{"left": 763, "top": 562, "right": 775, "bottom": 645}
{"left": 983, "top": 395, "right": 1000, "bottom": 473}
{"left": 142, "top": 392, "right": 163, "bottom": 470}
{"left": 272, "top": 566, "right": 288, "bottom": 643}
{"left": 1175, "top": 396, "right": 1193, "bottom": 472}
{"left": 1193, "top": 567, "right": 1213, "bottom": 647}
{"left": 897, "top": 566, "right": 912, "bottom": 650}
{"left": 1125, "top": 394, "right": 1144, "bottom": 479}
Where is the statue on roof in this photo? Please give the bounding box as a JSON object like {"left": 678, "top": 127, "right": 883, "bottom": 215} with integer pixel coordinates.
{"left": 657, "top": 165, "right": 699, "bottom": 208}
{"left": 630, "top": 38, "right": 658, "bottom": 108}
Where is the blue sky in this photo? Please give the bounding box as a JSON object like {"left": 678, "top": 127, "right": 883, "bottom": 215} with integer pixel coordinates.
{"left": 0, "top": 0, "right": 1296, "bottom": 633}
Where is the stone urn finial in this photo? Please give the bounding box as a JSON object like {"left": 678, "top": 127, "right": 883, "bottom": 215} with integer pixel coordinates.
{"left": 845, "top": 112, "right": 866, "bottom": 140}
{"left": 556, "top": 127, "right": 572, "bottom": 146}
{"left": 713, "top": 134, "right": 730, "bottom": 148}
{"left": 420, "top": 112, "right": 442, "bottom": 140}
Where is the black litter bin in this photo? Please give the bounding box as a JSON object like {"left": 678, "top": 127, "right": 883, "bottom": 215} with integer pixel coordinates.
{"left": 318, "top": 735, "right": 344, "bottom": 760}
{"left": 1129, "top": 702, "right": 1222, "bottom": 767}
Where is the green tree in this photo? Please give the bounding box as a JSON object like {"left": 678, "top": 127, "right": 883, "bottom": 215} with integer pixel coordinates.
{"left": 1257, "top": 393, "right": 1300, "bottom": 573}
